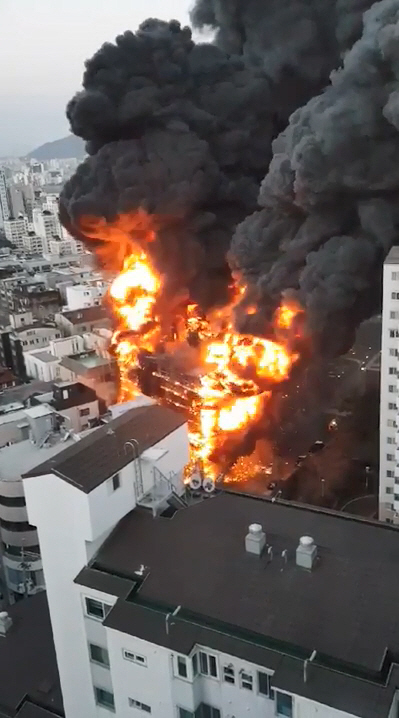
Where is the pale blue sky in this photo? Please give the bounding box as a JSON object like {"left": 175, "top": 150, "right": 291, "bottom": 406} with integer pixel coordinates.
{"left": 0, "top": 0, "right": 195, "bottom": 156}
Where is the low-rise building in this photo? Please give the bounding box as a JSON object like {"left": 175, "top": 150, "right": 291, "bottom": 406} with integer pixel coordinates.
{"left": 59, "top": 351, "right": 118, "bottom": 406}
{"left": 22, "top": 232, "right": 44, "bottom": 255}
{"left": 0, "top": 312, "right": 62, "bottom": 380}
{"left": 24, "top": 335, "right": 85, "bottom": 382}
{"left": 3, "top": 215, "right": 29, "bottom": 247}
{"left": 55, "top": 305, "right": 111, "bottom": 336}
{"left": 65, "top": 281, "right": 108, "bottom": 311}
{"left": 20, "top": 401, "right": 399, "bottom": 718}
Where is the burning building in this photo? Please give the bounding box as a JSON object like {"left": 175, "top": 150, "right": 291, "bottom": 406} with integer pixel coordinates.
{"left": 59, "top": 1, "right": 399, "bottom": 484}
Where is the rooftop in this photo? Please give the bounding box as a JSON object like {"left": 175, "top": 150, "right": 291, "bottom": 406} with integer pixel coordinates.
{"left": 25, "top": 352, "right": 57, "bottom": 364}
{"left": 0, "top": 433, "right": 76, "bottom": 481}
{"left": 0, "top": 592, "right": 62, "bottom": 718}
{"left": 24, "top": 403, "right": 186, "bottom": 492}
{"left": 93, "top": 492, "right": 399, "bottom": 676}
{"left": 384, "top": 246, "right": 399, "bottom": 265}
{"left": 0, "top": 382, "right": 53, "bottom": 407}
{"left": 59, "top": 352, "right": 111, "bottom": 374}
{"left": 58, "top": 306, "right": 109, "bottom": 325}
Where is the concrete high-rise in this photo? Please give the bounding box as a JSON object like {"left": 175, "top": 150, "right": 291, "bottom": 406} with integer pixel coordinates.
{"left": 379, "top": 246, "right": 399, "bottom": 523}
{"left": 0, "top": 169, "right": 11, "bottom": 223}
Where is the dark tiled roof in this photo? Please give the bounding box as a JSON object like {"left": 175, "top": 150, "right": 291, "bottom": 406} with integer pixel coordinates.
{"left": 93, "top": 492, "right": 399, "bottom": 674}
{"left": 0, "top": 592, "right": 62, "bottom": 717}
{"left": 23, "top": 404, "right": 186, "bottom": 493}
{"left": 15, "top": 702, "right": 63, "bottom": 718}
{"left": 59, "top": 306, "right": 108, "bottom": 325}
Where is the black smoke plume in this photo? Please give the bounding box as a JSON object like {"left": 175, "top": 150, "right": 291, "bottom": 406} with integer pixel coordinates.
{"left": 230, "top": 0, "right": 399, "bottom": 356}
{"left": 61, "top": 0, "right": 396, "bottom": 360}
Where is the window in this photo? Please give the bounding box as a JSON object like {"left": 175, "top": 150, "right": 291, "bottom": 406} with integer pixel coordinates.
{"left": 276, "top": 691, "right": 293, "bottom": 718}
{"left": 240, "top": 670, "right": 253, "bottom": 690}
{"left": 79, "top": 407, "right": 90, "bottom": 416}
{"left": 389, "top": 403, "right": 397, "bottom": 410}
{"left": 390, "top": 348, "right": 398, "bottom": 356}
{"left": 199, "top": 651, "right": 218, "bottom": 678}
{"left": 89, "top": 643, "right": 110, "bottom": 667}
{"left": 223, "top": 665, "right": 235, "bottom": 684}
{"left": 128, "top": 698, "right": 151, "bottom": 713}
{"left": 122, "top": 649, "right": 147, "bottom": 666}
{"left": 387, "top": 487, "right": 394, "bottom": 494}
{"left": 388, "top": 419, "right": 397, "bottom": 427}
{"left": 387, "top": 454, "right": 395, "bottom": 462}
{"left": 389, "top": 385, "right": 397, "bottom": 393}
{"left": 390, "top": 367, "right": 398, "bottom": 375}
{"left": 94, "top": 687, "right": 115, "bottom": 712}
{"left": 178, "top": 710, "right": 194, "bottom": 718}
{"left": 177, "top": 656, "right": 188, "bottom": 678}
{"left": 111, "top": 473, "right": 120, "bottom": 491}
{"left": 388, "top": 470, "right": 395, "bottom": 477}
{"left": 390, "top": 330, "right": 399, "bottom": 338}
{"left": 192, "top": 653, "right": 198, "bottom": 676}
{"left": 393, "top": 272, "right": 399, "bottom": 280}
{"left": 391, "top": 292, "right": 399, "bottom": 299}
{"left": 196, "top": 705, "right": 221, "bottom": 718}
{"left": 84, "top": 597, "right": 112, "bottom": 620}
{"left": 390, "top": 311, "right": 399, "bottom": 319}
{"left": 388, "top": 437, "right": 396, "bottom": 444}
{"left": 257, "top": 671, "right": 274, "bottom": 697}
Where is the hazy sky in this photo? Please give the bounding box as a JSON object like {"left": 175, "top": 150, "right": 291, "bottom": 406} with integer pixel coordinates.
{"left": 0, "top": 0, "right": 195, "bottom": 157}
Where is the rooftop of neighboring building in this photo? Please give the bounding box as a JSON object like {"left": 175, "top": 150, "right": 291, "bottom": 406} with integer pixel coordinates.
{"left": 57, "top": 305, "right": 108, "bottom": 325}
{"left": 23, "top": 403, "right": 186, "bottom": 492}
{"left": 24, "top": 351, "right": 58, "bottom": 364}
{"left": 49, "top": 381, "right": 98, "bottom": 411}
{"left": 0, "top": 592, "right": 63, "bottom": 718}
{"left": 90, "top": 491, "right": 399, "bottom": 678}
{"left": 58, "top": 352, "right": 112, "bottom": 374}
{"left": 0, "top": 382, "right": 53, "bottom": 407}
{"left": 384, "top": 246, "right": 399, "bottom": 265}
{"left": 11, "top": 323, "right": 57, "bottom": 335}
{"left": 0, "top": 431, "right": 77, "bottom": 481}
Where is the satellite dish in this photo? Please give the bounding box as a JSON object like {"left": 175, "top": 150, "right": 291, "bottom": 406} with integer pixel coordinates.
{"left": 203, "top": 478, "right": 215, "bottom": 493}
{"left": 189, "top": 475, "right": 202, "bottom": 491}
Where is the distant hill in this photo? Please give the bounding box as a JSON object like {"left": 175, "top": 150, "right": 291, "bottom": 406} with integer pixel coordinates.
{"left": 27, "top": 134, "right": 86, "bottom": 160}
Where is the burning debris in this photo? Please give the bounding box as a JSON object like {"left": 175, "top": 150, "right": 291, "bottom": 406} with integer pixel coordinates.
{"left": 60, "top": 0, "right": 399, "bottom": 484}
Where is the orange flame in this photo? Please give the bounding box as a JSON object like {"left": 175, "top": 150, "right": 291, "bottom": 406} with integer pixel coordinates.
{"left": 79, "top": 211, "right": 302, "bottom": 482}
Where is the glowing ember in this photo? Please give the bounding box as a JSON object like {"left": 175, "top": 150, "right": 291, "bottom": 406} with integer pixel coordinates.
{"left": 79, "top": 211, "right": 302, "bottom": 483}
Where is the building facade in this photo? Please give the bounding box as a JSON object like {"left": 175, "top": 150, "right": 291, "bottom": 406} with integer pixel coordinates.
{"left": 0, "top": 168, "right": 11, "bottom": 223}
{"left": 21, "top": 400, "right": 399, "bottom": 718}
{"left": 379, "top": 247, "right": 399, "bottom": 522}
{"left": 4, "top": 216, "right": 29, "bottom": 247}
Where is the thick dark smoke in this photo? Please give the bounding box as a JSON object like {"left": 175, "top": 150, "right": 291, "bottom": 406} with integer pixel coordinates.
{"left": 60, "top": 19, "right": 274, "bottom": 307}
{"left": 61, "top": 0, "right": 398, "bottom": 360}
{"left": 230, "top": 0, "right": 399, "bottom": 356}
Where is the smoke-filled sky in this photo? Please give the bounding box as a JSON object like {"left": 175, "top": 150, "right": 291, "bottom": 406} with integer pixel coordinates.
{"left": 0, "top": 0, "right": 194, "bottom": 157}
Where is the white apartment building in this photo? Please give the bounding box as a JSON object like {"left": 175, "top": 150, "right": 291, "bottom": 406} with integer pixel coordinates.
{"left": 4, "top": 215, "right": 29, "bottom": 246}
{"left": 380, "top": 246, "right": 399, "bottom": 522}
{"left": 24, "top": 334, "right": 85, "bottom": 382}
{"left": 22, "top": 233, "right": 44, "bottom": 254}
{"left": 21, "top": 399, "right": 399, "bottom": 718}
{"left": 48, "top": 237, "right": 80, "bottom": 256}
{"left": 32, "top": 208, "right": 61, "bottom": 252}
{"left": 66, "top": 281, "right": 108, "bottom": 310}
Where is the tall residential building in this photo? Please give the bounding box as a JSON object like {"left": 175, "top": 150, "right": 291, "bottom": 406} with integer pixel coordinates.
{"left": 21, "top": 400, "right": 399, "bottom": 718}
{"left": 0, "top": 169, "right": 11, "bottom": 223}
{"left": 32, "top": 208, "right": 61, "bottom": 252}
{"left": 379, "top": 246, "right": 399, "bottom": 523}
{"left": 8, "top": 186, "right": 25, "bottom": 218}
{"left": 3, "top": 215, "right": 29, "bottom": 247}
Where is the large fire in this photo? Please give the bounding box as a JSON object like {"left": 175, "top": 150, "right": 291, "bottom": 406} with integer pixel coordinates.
{"left": 81, "top": 212, "right": 302, "bottom": 484}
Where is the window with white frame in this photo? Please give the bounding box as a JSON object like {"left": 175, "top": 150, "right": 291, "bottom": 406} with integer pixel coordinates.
{"left": 387, "top": 454, "right": 395, "bottom": 462}
{"left": 128, "top": 698, "right": 151, "bottom": 713}
{"left": 192, "top": 652, "right": 198, "bottom": 676}
{"left": 223, "top": 664, "right": 235, "bottom": 684}
{"left": 122, "top": 649, "right": 147, "bottom": 666}
{"left": 198, "top": 651, "right": 218, "bottom": 678}
{"left": 94, "top": 687, "right": 115, "bottom": 712}
{"left": 89, "top": 642, "right": 110, "bottom": 667}
{"left": 84, "top": 597, "right": 112, "bottom": 620}
{"left": 240, "top": 669, "right": 253, "bottom": 690}
{"left": 176, "top": 655, "right": 188, "bottom": 678}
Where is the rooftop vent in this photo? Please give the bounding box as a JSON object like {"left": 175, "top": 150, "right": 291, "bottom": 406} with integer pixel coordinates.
{"left": 296, "top": 536, "right": 317, "bottom": 570}
{"left": 245, "top": 523, "right": 266, "bottom": 556}
{"left": 0, "top": 611, "right": 12, "bottom": 636}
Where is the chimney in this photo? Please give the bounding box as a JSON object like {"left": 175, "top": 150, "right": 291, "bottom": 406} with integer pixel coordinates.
{"left": 245, "top": 523, "right": 266, "bottom": 556}
{"left": 0, "top": 612, "right": 12, "bottom": 636}
{"left": 296, "top": 536, "right": 317, "bottom": 570}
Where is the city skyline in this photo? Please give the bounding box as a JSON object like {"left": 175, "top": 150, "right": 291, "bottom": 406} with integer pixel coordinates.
{"left": 0, "top": 0, "right": 194, "bottom": 157}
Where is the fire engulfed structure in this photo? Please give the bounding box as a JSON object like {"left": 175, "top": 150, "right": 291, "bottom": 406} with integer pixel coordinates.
{"left": 78, "top": 212, "right": 302, "bottom": 484}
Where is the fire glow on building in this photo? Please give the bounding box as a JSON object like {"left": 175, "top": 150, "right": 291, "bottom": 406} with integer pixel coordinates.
{"left": 80, "top": 210, "right": 303, "bottom": 485}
